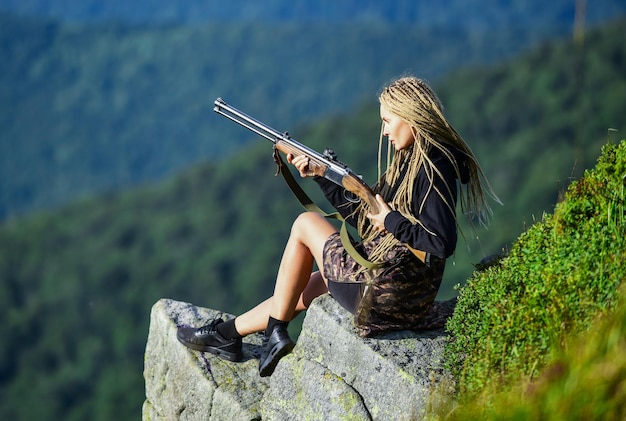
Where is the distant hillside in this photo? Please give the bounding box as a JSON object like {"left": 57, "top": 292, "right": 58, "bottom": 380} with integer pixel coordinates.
{"left": 0, "top": 19, "right": 624, "bottom": 420}
{"left": 437, "top": 17, "right": 626, "bottom": 252}
{"left": 0, "top": 12, "right": 581, "bottom": 219}
{"left": 0, "top": 0, "right": 624, "bottom": 28}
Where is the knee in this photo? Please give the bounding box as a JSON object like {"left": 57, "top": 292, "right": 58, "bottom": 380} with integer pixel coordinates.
{"left": 291, "top": 212, "right": 325, "bottom": 238}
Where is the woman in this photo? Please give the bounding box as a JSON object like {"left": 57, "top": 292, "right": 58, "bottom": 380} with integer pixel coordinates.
{"left": 177, "top": 76, "right": 496, "bottom": 377}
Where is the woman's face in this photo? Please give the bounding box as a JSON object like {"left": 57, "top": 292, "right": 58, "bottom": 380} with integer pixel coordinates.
{"left": 380, "top": 105, "right": 415, "bottom": 151}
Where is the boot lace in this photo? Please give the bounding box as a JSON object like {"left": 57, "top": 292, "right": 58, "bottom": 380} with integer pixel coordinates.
{"left": 197, "top": 318, "right": 223, "bottom": 336}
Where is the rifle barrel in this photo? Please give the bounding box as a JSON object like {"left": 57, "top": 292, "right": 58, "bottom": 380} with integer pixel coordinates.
{"left": 214, "top": 98, "right": 283, "bottom": 144}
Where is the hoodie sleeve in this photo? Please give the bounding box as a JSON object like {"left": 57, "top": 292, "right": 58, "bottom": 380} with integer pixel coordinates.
{"left": 313, "top": 176, "right": 362, "bottom": 227}
{"left": 383, "top": 151, "right": 461, "bottom": 259}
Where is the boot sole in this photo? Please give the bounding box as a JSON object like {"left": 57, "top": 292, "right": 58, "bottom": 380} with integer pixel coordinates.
{"left": 259, "top": 339, "right": 295, "bottom": 377}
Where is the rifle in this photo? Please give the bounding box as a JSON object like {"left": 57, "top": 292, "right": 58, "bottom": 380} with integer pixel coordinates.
{"left": 214, "top": 97, "right": 380, "bottom": 214}
{"left": 213, "top": 97, "right": 428, "bottom": 265}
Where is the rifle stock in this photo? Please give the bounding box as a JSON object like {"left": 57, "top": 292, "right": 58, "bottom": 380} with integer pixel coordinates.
{"left": 339, "top": 171, "right": 380, "bottom": 214}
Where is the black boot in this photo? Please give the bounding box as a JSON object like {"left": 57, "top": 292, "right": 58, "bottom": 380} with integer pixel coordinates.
{"left": 259, "top": 324, "right": 294, "bottom": 377}
{"left": 177, "top": 319, "right": 243, "bottom": 362}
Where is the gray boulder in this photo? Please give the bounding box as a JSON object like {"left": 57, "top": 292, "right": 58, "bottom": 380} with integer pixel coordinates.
{"left": 143, "top": 295, "right": 455, "bottom": 420}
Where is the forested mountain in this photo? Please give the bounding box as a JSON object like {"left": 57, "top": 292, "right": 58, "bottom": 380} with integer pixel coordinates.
{"left": 0, "top": 0, "right": 624, "bottom": 27}
{"left": 0, "top": 18, "right": 624, "bottom": 420}
{"left": 437, "top": 18, "right": 626, "bottom": 253}
{"left": 1, "top": 0, "right": 624, "bottom": 219}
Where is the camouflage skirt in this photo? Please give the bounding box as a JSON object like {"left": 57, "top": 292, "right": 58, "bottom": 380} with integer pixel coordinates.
{"left": 322, "top": 232, "right": 446, "bottom": 337}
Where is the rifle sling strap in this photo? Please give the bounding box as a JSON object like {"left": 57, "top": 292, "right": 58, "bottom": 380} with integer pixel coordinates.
{"left": 273, "top": 149, "right": 384, "bottom": 270}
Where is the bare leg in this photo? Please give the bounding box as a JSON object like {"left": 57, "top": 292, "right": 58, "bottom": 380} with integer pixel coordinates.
{"left": 234, "top": 212, "right": 336, "bottom": 336}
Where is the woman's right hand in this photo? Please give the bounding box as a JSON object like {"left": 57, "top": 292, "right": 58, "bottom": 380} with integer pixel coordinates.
{"left": 287, "top": 153, "right": 313, "bottom": 178}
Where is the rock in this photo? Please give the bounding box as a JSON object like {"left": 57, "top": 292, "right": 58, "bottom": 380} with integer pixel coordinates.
{"left": 143, "top": 299, "right": 269, "bottom": 420}
{"left": 143, "top": 295, "right": 456, "bottom": 420}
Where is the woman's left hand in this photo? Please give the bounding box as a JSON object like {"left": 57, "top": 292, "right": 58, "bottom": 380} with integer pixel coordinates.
{"left": 367, "top": 195, "right": 392, "bottom": 234}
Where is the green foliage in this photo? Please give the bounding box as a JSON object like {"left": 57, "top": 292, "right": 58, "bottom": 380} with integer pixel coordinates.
{"left": 437, "top": 17, "right": 626, "bottom": 291}
{"left": 0, "top": 143, "right": 298, "bottom": 421}
{"left": 446, "top": 284, "right": 626, "bottom": 420}
{"left": 0, "top": 10, "right": 592, "bottom": 219}
{"left": 3, "top": 0, "right": 625, "bottom": 27}
{"left": 445, "top": 140, "right": 626, "bottom": 404}
{"left": 0, "top": 16, "right": 624, "bottom": 421}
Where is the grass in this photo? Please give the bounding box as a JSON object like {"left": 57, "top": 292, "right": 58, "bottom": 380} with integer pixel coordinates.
{"left": 440, "top": 139, "right": 626, "bottom": 419}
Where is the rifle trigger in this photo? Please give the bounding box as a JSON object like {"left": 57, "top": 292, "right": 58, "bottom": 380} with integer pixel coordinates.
{"left": 343, "top": 190, "right": 361, "bottom": 204}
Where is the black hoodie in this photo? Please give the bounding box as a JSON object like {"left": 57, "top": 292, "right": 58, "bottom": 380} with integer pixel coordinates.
{"left": 315, "top": 145, "right": 469, "bottom": 259}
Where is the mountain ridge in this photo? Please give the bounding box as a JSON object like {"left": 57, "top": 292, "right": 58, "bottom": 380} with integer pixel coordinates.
{"left": 0, "top": 17, "right": 624, "bottom": 420}
{"left": 1, "top": 11, "right": 589, "bottom": 219}
{"left": 1, "top": 0, "right": 624, "bottom": 28}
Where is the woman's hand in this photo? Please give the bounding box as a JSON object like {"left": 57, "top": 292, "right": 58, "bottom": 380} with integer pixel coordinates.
{"left": 367, "top": 195, "right": 392, "bottom": 234}
{"left": 287, "top": 153, "right": 313, "bottom": 178}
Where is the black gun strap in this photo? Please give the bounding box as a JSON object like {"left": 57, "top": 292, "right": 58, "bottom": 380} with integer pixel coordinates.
{"left": 272, "top": 149, "right": 383, "bottom": 270}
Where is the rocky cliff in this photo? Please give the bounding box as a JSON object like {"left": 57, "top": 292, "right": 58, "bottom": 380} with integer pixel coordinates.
{"left": 143, "top": 295, "right": 456, "bottom": 420}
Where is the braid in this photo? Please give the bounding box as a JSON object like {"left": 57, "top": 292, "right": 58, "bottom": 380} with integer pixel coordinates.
{"left": 354, "top": 77, "right": 499, "bottom": 264}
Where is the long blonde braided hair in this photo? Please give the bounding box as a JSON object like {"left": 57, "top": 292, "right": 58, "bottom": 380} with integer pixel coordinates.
{"left": 355, "top": 76, "right": 499, "bottom": 263}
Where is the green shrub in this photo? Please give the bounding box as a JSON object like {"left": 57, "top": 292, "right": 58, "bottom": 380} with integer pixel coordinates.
{"left": 445, "top": 283, "right": 626, "bottom": 420}
{"left": 445, "top": 139, "right": 626, "bottom": 400}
